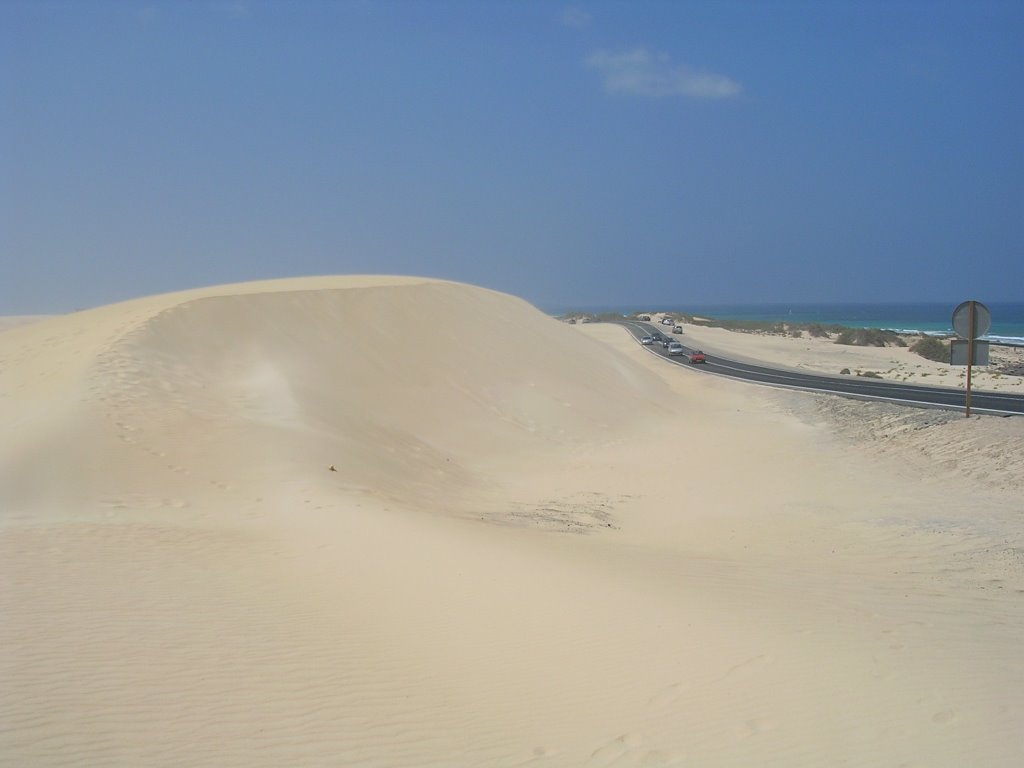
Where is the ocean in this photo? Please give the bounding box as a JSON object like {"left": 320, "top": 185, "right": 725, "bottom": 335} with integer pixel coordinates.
{"left": 547, "top": 302, "right": 1024, "bottom": 346}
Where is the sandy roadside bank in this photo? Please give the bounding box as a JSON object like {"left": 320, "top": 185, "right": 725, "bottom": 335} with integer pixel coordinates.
{"left": 644, "top": 313, "right": 1024, "bottom": 392}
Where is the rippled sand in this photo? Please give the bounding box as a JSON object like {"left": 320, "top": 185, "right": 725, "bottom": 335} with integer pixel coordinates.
{"left": 2, "top": 278, "right": 1021, "bottom": 766}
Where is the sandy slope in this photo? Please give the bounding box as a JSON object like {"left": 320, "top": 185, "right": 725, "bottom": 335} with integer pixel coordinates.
{"left": 0, "top": 316, "right": 54, "bottom": 333}
{"left": 2, "top": 278, "right": 1022, "bottom": 767}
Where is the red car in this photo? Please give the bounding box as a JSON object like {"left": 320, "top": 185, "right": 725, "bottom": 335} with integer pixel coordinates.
{"left": 686, "top": 350, "right": 707, "bottom": 364}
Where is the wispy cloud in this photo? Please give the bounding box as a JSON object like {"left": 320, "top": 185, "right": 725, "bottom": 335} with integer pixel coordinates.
{"left": 585, "top": 48, "right": 741, "bottom": 99}
{"left": 561, "top": 6, "right": 592, "bottom": 29}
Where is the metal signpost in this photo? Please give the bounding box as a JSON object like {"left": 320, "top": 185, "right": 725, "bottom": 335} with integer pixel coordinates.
{"left": 950, "top": 339, "right": 989, "bottom": 366}
{"left": 950, "top": 300, "right": 992, "bottom": 417}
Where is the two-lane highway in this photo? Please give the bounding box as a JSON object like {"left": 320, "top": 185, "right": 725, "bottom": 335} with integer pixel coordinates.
{"left": 607, "top": 320, "right": 1024, "bottom": 416}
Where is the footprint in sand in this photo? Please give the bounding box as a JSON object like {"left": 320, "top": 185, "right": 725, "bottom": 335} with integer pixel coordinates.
{"left": 637, "top": 750, "right": 684, "bottom": 766}
{"left": 505, "top": 746, "right": 559, "bottom": 766}
{"left": 590, "top": 733, "right": 643, "bottom": 764}
{"left": 932, "top": 710, "right": 957, "bottom": 725}
{"left": 647, "top": 681, "right": 682, "bottom": 707}
{"left": 723, "top": 653, "right": 776, "bottom": 682}
{"left": 587, "top": 734, "right": 684, "bottom": 766}
{"left": 507, "top": 749, "right": 573, "bottom": 765}
{"left": 745, "top": 717, "right": 780, "bottom": 735}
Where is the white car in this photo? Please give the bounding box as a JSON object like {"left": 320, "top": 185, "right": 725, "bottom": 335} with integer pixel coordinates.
{"left": 640, "top": 335, "right": 654, "bottom": 345}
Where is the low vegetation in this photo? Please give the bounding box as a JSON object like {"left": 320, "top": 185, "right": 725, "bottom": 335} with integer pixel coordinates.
{"left": 560, "top": 311, "right": 632, "bottom": 323}
{"left": 910, "top": 336, "right": 949, "bottom": 363}
{"left": 575, "top": 312, "right": 949, "bottom": 360}
{"left": 675, "top": 315, "right": 860, "bottom": 341}
{"left": 834, "top": 328, "right": 906, "bottom": 347}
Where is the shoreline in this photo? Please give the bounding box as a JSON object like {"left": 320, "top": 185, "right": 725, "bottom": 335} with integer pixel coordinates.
{"left": 561, "top": 311, "right": 1024, "bottom": 392}
{"left": 554, "top": 304, "right": 1024, "bottom": 346}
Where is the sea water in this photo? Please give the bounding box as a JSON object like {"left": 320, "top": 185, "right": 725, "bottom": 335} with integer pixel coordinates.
{"left": 549, "top": 302, "right": 1024, "bottom": 346}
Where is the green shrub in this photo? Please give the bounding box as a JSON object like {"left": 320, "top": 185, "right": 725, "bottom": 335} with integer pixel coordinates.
{"left": 840, "top": 367, "right": 851, "bottom": 375}
{"left": 711, "top": 318, "right": 781, "bottom": 332}
{"left": 910, "top": 336, "right": 948, "bottom": 363}
{"left": 835, "top": 328, "right": 902, "bottom": 347}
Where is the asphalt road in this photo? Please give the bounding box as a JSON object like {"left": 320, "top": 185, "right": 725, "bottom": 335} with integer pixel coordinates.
{"left": 605, "top": 320, "right": 1024, "bottom": 417}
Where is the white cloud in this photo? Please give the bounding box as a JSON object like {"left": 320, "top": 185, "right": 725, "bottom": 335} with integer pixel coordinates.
{"left": 561, "top": 6, "right": 593, "bottom": 28}
{"left": 585, "top": 48, "right": 741, "bottom": 99}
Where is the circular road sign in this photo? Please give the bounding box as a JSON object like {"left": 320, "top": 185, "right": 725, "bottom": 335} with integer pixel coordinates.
{"left": 952, "top": 300, "right": 991, "bottom": 340}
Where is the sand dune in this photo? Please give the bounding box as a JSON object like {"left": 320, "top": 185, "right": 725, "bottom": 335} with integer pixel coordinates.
{"left": 0, "top": 316, "right": 53, "bottom": 333}
{"left": 2, "top": 278, "right": 1022, "bottom": 766}
{"left": 0, "top": 278, "right": 668, "bottom": 516}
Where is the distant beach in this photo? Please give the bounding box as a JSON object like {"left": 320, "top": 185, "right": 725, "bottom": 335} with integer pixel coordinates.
{"left": 547, "top": 302, "right": 1024, "bottom": 345}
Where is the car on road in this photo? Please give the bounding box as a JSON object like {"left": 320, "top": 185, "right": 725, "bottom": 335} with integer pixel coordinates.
{"left": 668, "top": 342, "right": 684, "bottom": 355}
{"left": 640, "top": 335, "right": 654, "bottom": 345}
{"left": 662, "top": 338, "right": 673, "bottom": 348}
{"left": 686, "top": 350, "right": 707, "bottom": 364}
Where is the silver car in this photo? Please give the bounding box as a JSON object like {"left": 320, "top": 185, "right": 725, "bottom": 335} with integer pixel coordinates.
{"left": 641, "top": 335, "right": 654, "bottom": 345}
{"left": 667, "top": 342, "right": 684, "bottom": 355}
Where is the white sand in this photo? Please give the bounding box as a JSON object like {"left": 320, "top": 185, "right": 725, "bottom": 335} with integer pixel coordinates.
{"left": 2, "top": 278, "right": 1022, "bottom": 767}
{"left": 662, "top": 314, "right": 1024, "bottom": 392}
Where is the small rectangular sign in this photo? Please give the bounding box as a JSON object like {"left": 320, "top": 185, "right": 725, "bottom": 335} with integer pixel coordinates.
{"left": 950, "top": 340, "right": 990, "bottom": 366}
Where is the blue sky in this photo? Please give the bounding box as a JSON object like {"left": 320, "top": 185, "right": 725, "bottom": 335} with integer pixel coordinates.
{"left": 2, "top": 1, "right": 1022, "bottom": 313}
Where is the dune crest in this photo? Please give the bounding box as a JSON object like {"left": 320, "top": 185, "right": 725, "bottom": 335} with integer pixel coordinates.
{"left": 2, "top": 278, "right": 1021, "bottom": 767}
{"left": 0, "top": 277, "right": 668, "bottom": 516}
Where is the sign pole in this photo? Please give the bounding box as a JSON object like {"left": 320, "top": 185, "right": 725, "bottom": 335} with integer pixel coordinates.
{"left": 951, "top": 300, "right": 991, "bottom": 414}
{"left": 965, "top": 301, "right": 975, "bottom": 418}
